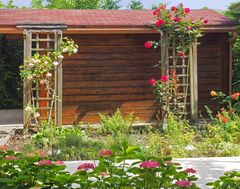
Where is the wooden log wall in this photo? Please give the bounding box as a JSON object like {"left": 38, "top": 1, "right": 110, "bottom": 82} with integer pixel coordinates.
{"left": 61, "top": 33, "right": 230, "bottom": 124}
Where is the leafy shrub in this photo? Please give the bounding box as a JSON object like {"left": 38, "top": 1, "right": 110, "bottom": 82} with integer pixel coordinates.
{"left": 98, "top": 109, "right": 134, "bottom": 136}
{"left": 29, "top": 122, "right": 105, "bottom": 160}
{"left": 207, "top": 171, "right": 240, "bottom": 188}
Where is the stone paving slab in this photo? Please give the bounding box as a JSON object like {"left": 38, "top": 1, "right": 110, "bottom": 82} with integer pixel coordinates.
{"left": 64, "top": 157, "right": 240, "bottom": 189}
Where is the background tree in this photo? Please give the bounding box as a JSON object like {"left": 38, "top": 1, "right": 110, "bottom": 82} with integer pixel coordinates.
{"left": 128, "top": 0, "right": 144, "bottom": 10}
{"left": 31, "top": 0, "right": 44, "bottom": 8}
{"left": 101, "top": 0, "right": 121, "bottom": 9}
{"left": 225, "top": 2, "right": 240, "bottom": 91}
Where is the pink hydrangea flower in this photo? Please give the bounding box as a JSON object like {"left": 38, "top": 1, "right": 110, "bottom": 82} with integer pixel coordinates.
{"left": 184, "top": 168, "right": 196, "bottom": 174}
{"left": 149, "top": 78, "right": 156, "bottom": 86}
{"left": 77, "top": 163, "right": 95, "bottom": 171}
{"left": 5, "top": 156, "right": 18, "bottom": 160}
{"left": 38, "top": 159, "right": 52, "bottom": 166}
{"left": 55, "top": 160, "right": 64, "bottom": 166}
{"left": 176, "top": 180, "right": 192, "bottom": 187}
{"left": 140, "top": 160, "right": 159, "bottom": 169}
{"left": 98, "top": 149, "right": 113, "bottom": 157}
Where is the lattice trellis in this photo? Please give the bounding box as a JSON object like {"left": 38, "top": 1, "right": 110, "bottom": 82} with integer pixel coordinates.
{"left": 159, "top": 32, "right": 198, "bottom": 121}
{"left": 18, "top": 24, "right": 67, "bottom": 128}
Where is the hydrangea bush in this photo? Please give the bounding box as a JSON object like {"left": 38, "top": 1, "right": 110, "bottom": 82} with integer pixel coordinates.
{"left": 0, "top": 145, "right": 199, "bottom": 189}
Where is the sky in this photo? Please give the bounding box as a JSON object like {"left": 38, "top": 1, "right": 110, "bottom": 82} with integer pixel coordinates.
{"left": 2, "top": 0, "right": 234, "bottom": 10}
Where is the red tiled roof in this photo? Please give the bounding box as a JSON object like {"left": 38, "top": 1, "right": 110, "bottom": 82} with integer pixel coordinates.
{"left": 0, "top": 9, "right": 235, "bottom": 28}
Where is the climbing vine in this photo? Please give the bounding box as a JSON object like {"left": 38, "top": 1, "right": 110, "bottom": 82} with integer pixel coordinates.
{"left": 145, "top": 3, "right": 208, "bottom": 125}
{"left": 20, "top": 37, "right": 78, "bottom": 126}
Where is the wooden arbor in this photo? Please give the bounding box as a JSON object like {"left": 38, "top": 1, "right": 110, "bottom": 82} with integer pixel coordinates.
{"left": 159, "top": 31, "right": 198, "bottom": 122}
{"left": 17, "top": 24, "right": 67, "bottom": 128}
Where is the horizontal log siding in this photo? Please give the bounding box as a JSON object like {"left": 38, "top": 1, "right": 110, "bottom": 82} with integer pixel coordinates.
{"left": 62, "top": 33, "right": 230, "bottom": 124}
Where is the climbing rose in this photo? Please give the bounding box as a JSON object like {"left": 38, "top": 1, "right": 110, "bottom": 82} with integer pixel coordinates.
{"left": 173, "top": 17, "right": 180, "bottom": 22}
{"left": 186, "top": 26, "right": 192, "bottom": 30}
{"left": 77, "top": 163, "right": 95, "bottom": 171}
{"left": 184, "top": 8, "right": 190, "bottom": 14}
{"left": 176, "top": 180, "right": 192, "bottom": 187}
{"left": 152, "top": 9, "right": 159, "bottom": 15}
{"left": 178, "top": 3, "right": 183, "bottom": 7}
{"left": 160, "top": 75, "right": 168, "bottom": 83}
{"left": 155, "top": 19, "right": 165, "bottom": 27}
{"left": 203, "top": 19, "right": 208, "bottom": 24}
{"left": 184, "top": 168, "right": 196, "bottom": 174}
{"left": 5, "top": 156, "right": 18, "bottom": 160}
{"left": 140, "top": 160, "right": 159, "bottom": 169}
{"left": 149, "top": 78, "right": 156, "bottom": 86}
{"left": 178, "top": 51, "right": 185, "bottom": 58}
{"left": 38, "top": 160, "right": 52, "bottom": 166}
{"left": 98, "top": 149, "right": 113, "bottom": 157}
{"left": 144, "top": 41, "right": 152, "bottom": 49}
{"left": 210, "top": 90, "right": 217, "bottom": 97}
{"left": 171, "top": 6, "right": 177, "bottom": 11}
{"left": 221, "top": 117, "right": 228, "bottom": 123}
{"left": 55, "top": 160, "right": 64, "bottom": 166}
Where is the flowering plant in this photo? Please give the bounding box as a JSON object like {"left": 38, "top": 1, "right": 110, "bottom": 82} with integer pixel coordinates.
{"left": 206, "top": 91, "right": 240, "bottom": 142}
{"left": 20, "top": 37, "right": 78, "bottom": 126}
{"left": 145, "top": 3, "right": 207, "bottom": 124}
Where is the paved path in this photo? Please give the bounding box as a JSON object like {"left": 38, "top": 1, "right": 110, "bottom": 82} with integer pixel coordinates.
{"left": 0, "top": 109, "right": 23, "bottom": 125}
{"left": 64, "top": 157, "right": 240, "bottom": 189}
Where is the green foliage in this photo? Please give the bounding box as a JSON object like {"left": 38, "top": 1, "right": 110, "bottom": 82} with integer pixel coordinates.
{"left": 128, "top": 0, "right": 144, "bottom": 10}
{"left": 0, "top": 35, "right": 23, "bottom": 109}
{"left": 31, "top": 0, "right": 121, "bottom": 9}
{"left": 30, "top": 122, "right": 105, "bottom": 160}
{"left": 207, "top": 171, "right": 240, "bottom": 188}
{"left": 98, "top": 109, "right": 134, "bottom": 136}
{"left": 225, "top": 2, "right": 240, "bottom": 91}
{"left": 0, "top": 145, "right": 200, "bottom": 189}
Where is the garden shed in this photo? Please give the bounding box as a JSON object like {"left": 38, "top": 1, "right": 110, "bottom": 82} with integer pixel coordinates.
{"left": 0, "top": 9, "right": 237, "bottom": 125}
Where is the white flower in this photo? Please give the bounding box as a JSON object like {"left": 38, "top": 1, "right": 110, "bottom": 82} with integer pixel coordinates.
{"left": 46, "top": 73, "right": 52, "bottom": 78}
{"left": 28, "top": 63, "right": 34, "bottom": 68}
{"left": 40, "top": 80, "right": 45, "bottom": 85}
{"left": 185, "top": 145, "right": 196, "bottom": 151}
{"left": 25, "top": 106, "right": 32, "bottom": 112}
{"left": 34, "top": 113, "right": 40, "bottom": 118}
{"left": 58, "top": 55, "right": 64, "bottom": 60}
{"left": 62, "top": 48, "right": 68, "bottom": 53}
{"left": 44, "top": 61, "right": 48, "bottom": 65}
{"left": 27, "top": 75, "right": 33, "bottom": 80}
{"left": 33, "top": 59, "right": 40, "bottom": 64}
{"left": 53, "top": 61, "right": 59, "bottom": 66}
{"left": 73, "top": 48, "right": 78, "bottom": 54}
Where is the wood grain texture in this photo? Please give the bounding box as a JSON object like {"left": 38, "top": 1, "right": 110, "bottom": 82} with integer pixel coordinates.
{"left": 61, "top": 33, "right": 230, "bottom": 124}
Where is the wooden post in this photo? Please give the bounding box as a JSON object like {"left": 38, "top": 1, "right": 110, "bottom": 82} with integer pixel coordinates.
{"left": 23, "top": 30, "right": 32, "bottom": 129}
{"left": 190, "top": 42, "right": 198, "bottom": 122}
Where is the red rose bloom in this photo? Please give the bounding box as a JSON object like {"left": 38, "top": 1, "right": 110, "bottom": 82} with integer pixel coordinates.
{"left": 176, "top": 180, "right": 192, "bottom": 187}
{"left": 77, "top": 163, "right": 95, "bottom": 171}
{"left": 173, "top": 17, "right": 180, "bottom": 22}
{"left": 171, "top": 6, "right": 177, "bottom": 11}
{"left": 140, "top": 160, "right": 159, "bottom": 169}
{"left": 178, "top": 51, "right": 185, "bottom": 58}
{"left": 160, "top": 75, "right": 168, "bottom": 83}
{"left": 152, "top": 9, "right": 159, "bottom": 16}
{"left": 186, "top": 26, "right": 192, "bottom": 30}
{"left": 184, "top": 168, "right": 196, "bottom": 174}
{"left": 203, "top": 19, "right": 208, "bottom": 24}
{"left": 155, "top": 19, "right": 165, "bottom": 27}
{"left": 144, "top": 41, "right": 152, "bottom": 49}
{"left": 231, "top": 93, "right": 239, "bottom": 100}
{"left": 149, "top": 78, "right": 156, "bottom": 86}
{"left": 184, "top": 8, "right": 190, "bottom": 14}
